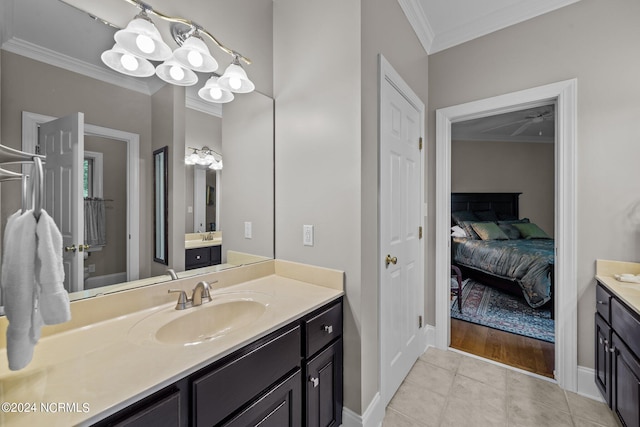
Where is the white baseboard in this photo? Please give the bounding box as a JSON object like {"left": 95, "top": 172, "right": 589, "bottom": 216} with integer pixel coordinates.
{"left": 84, "top": 272, "right": 127, "bottom": 290}
{"left": 576, "top": 366, "right": 604, "bottom": 403}
{"left": 342, "top": 392, "right": 384, "bottom": 427}
{"left": 423, "top": 324, "right": 436, "bottom": 351}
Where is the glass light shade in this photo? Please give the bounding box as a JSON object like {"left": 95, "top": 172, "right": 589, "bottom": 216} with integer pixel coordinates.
{"left": 101, "top": 44, "right": 155, "bottom": 77}
{"left": 173, "top": 36, "right": 218, "bottom": 73}
{"left": 209, "top": 159, "right": 223, "bottom": 170}
{"left": 156, "top": 59, "right": 198, "bottom": 86}
{"left": 218, "top": 62, "right": 255, "bottom": 93}
{"left": 198, "top": 76, "right": 234, "bottom": 103}
{"left": 114, "top": 15, "right": 172, "bottom": 61}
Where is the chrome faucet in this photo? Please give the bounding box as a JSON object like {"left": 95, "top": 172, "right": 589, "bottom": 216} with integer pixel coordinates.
{"left": 166, "top": 268, "right": 179, "bottom": 280}
{"left": 192, "top": 281, "right": 212, "bottom": 306}
{"left": 168, "top": 280, "right": 217, "bottom": 310}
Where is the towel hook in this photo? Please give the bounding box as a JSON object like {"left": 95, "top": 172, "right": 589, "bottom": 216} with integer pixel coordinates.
{"left": 32, "top": 157, "right": 43, "bottom": 220}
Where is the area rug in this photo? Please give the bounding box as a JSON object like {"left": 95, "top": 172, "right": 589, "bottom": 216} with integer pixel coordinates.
{"left": 451, "top": 279, "right": 554, "bottom": 343}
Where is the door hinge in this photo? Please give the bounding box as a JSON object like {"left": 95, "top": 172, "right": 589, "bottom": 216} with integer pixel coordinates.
{"left": 418, "top": 137, "right": 423, "bottom": 150}
{"left": 419, "top": 226, "right": 423, "bottom": 239}
{"left": 418, "top": 315, "right": 423, "bottom": 328}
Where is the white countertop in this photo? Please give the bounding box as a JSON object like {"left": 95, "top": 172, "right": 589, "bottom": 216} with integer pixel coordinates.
{"left": 0, "top": 266, "right": 343, "bottom": 426}
{"left": 595, "top": 259, "right": 640, "bottom": 316}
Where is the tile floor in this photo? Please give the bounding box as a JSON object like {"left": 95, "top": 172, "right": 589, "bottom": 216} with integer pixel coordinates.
{"left": 383, "top": 347, "right": 619, "bottom": 427}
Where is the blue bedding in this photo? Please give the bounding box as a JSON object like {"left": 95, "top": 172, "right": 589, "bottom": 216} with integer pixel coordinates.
{"left": 452, "top": 237, "right": 554, "bottom": 308}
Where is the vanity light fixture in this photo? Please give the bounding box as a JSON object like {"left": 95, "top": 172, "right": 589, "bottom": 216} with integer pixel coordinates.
{"left": 185, "top": 147, "right": 223, "bottom": 170}
{"left": 101, "top": 0, "right": 254, "bottom": 103}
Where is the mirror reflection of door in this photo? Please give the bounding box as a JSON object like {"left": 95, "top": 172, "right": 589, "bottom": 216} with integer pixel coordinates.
{"left": 26, "top": 112, "right": 138, "bottom": 294}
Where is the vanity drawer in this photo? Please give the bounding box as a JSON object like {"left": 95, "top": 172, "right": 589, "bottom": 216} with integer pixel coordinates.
{"left": 185, "top": 247, "right": 211, "bottom": 269}
{"left": 596, "top": 283, "right": 612, "bottom": 323}
{"left": 192, "top": 324, "right": 301, "bottom": 427}
{"left": 305, "top": 301, "right": 342, "bottom": 358}
{"left": 611, "top": 298, "right": 640, "bottom": 358}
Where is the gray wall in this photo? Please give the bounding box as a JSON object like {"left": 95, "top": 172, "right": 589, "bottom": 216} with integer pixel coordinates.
{"left": 274, "top": 0, "right": 428, "bottom": 414}
{"left": 452, "top": 140, "right": 555, "bottom": 236}
{"left": 428, "top": 0, "right": 640, "bottom": 369}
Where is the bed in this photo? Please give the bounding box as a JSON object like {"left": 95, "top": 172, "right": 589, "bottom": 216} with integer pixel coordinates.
{"left": 451, "top": 192, "right": 555, "bottom": 316}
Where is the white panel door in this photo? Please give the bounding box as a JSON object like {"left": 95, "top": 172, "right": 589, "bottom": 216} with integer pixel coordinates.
{"left": 380, "top": 71, "right": 424, "bottom": 406}
{"left": 39, "top": 113, "right": 84, "bottom": 293}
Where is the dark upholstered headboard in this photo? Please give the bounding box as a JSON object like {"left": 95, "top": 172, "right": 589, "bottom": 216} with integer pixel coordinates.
{"left": 451, "top": 192, "right": 521, "bottom": 219}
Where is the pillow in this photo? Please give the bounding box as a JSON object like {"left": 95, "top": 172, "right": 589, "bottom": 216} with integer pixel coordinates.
{"left": 451, "top": 210, "right": 479, "bottom": 225}
{"left": 470, "top": 222, "right": 509, "bottom": 240}
{"left": 474, "top": 210, "right": 499, "bottom": 222}
{"left": 451, "top": 225, "right": 467, "bottom": 238}
{"left": 512, "top": 222, "right": 552, "bottom": 239}
{"left": 457, "top": 220, "right": 480, "bottom": 239}
{"left": 498, "top": 223, "right": 521, "bottom": 240}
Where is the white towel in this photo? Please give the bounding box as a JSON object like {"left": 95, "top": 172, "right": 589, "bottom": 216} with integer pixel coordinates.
{"left": 36, "top": 210, "right": 70, "bottom": 325}
{"left": 1, "top": 210, "right": 40, "bottom": 370}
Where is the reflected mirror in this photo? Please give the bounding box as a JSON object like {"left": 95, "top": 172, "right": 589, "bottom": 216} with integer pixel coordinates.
{"left": 153, "top": 146, "right": 168, "bottom": 265}
{"left": 0, "top": 0, "right": 275, "bottom": 302}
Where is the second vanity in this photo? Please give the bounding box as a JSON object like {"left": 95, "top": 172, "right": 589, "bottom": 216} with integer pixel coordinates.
{"left": 0, "top": 260, "right": 344, "bottom": 427}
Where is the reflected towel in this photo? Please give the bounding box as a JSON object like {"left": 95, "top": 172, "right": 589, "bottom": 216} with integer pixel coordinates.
{"left": 1, "top": 210, "right": 40, "bottom": 370}
{"left": 36, "top": 210, "right": 70, "bottom": 325}
{"left": 84, "top": 198, "right": 106, "bottom": 247}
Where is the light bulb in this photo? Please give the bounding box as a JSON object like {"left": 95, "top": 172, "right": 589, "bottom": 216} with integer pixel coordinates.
{"left": 187, "top": 50, "right": 203, "bottom": 68}
{"left": 188, "top": 153, "right": 199, "bottom": 163}
{"left": 120, "top": 53, "right": 139, "bottom": 71}
{"left": 169, "top": 65, "right": 185, "bottom": 81}
{"left": 229, "top": 76, "right": 242, "bottom": 90}
{"left": 136, "top": 34, "right": 155, "bottom": 54}
{"left": 209, "top": 87, "right": 222, "bottom": 100}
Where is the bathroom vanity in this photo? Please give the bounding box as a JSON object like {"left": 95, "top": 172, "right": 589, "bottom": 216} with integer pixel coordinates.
{"left": 594, "top": 260, "right": 640, "bottom": 427}
{"left": 94, "top": 298, "right": 343, "bottom": 427}
{"left": 0, "top": 260, "right": 344, "bottom": 427}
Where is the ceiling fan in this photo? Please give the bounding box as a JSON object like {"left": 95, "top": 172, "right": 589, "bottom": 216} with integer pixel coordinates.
{"left": 482, "top": 110, "right": 554, "bottom": 136}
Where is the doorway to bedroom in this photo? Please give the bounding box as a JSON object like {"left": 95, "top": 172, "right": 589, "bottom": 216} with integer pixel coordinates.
{"left": 434, "top": 79, "right": 579, "bottom": 391}
{"left": 448, "top": 105, "right": 556, "bottom": 378}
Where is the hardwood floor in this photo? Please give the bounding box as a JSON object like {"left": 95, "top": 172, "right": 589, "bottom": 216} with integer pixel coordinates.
{"left": 450, "top": 318, "right": 555, "bottom": 378}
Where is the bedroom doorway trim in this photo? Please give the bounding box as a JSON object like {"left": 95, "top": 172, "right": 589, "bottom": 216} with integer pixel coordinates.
{"left": 434, "top": 79, "right": 578, "bottom": 392}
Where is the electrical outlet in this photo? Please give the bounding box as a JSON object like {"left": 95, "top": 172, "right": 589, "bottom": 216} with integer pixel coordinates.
{"left": 244, "top": 221, "right": 252, "bottom": 239}
{"left": 303, "top": 225, "right": 314, "bottom": 246}
{"left": 88, "top": 264, "right": 96, "bottom": 273}
{"left": 187, "top": 206, "right": 193, "bottom": 213}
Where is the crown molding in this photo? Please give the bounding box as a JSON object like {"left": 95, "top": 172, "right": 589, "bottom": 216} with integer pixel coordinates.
{"left": 401, "top": 0, "right": 581, "bottom": 55}
{"left": 1, "top": 37, "right": 156, "bottom": 95}
{"left": 186, "top": 92, "right": 223, "bottom": 117}
{"left": 397, "top": 0, "right": 434, "bottom": 55}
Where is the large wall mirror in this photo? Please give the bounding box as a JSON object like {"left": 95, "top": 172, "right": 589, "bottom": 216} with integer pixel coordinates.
{"left": 0, "top": 0, "right": 275, "bottom": 303}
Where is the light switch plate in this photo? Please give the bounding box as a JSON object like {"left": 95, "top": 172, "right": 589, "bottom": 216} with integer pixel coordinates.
{"left": 303, "top": 225, "right": 314, "bottom": 246}
{"left": 244, "top": 221, "right": 252, "bottom": 239}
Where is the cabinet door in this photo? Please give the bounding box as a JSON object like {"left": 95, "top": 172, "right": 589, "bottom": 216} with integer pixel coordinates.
{"left": 104, "top": 388, "right": 182, "bottom": 427}
{"left": 223, "top": 370, "right": 301, "bottom": 427}
{"left": 595, "top": 313, "right": 611, "bottom": 406}
{"left": 306, "top": 338, "right": 342, "bottom": 427}
{"left": 185, "top": 247, "right": 211, "bottom": 270}
{"left": 611, "top": 332, "right": 640, "bottom": 427}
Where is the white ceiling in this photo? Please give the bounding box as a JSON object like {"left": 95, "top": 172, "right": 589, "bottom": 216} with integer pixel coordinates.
{"left": 398, "top": 0, "right": 581, "bottom": 54}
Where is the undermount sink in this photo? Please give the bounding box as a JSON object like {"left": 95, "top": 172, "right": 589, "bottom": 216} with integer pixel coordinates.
{"left": 129, "top": 293, "right": 269, "bottom": 346}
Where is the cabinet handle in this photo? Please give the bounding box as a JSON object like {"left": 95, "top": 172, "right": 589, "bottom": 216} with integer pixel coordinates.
{"left": 196, "top": 255, "right": 201, "bottom": 260}
{"left": 599, "top": 337, "right": 603, "bottom": 345}
{"left": 597, "top": 300, "right": 607, "bottom": 305}
{"left": 323, "top": 325, "right": 333, "bottom": 334}
{"left": 608, "top": 345, "right": 616, "bottom": 354}
{"left": 309, "top": 377, "right": 319, "bottom": 388}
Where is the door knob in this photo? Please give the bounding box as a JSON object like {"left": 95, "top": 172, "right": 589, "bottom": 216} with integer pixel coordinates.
{"left": 385, "top": 254, "right": 398, "bottom": 267}
{"left": 64, "top": 244, "right": 77, "bottom": 253}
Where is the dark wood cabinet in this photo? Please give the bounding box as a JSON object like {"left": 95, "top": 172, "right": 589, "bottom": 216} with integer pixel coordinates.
{"left": 92, "top": 298, "right": 343, "bottom": 427}
{"left": 185, "top": 245, "right": 222, "bottom": 270}
{"left": 305, "top": 339, "right": 342, "bottom": 427}
{"left": 595, "top": 281, "right": 640, "bottom": 427}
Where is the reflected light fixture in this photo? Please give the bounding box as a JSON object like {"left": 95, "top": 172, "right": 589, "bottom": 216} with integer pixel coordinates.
{"left": 101, "top": 0, "right": 254, "bottom": 104}
{"left": 185, "top": 147, "right": 223, "bottom": 170}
